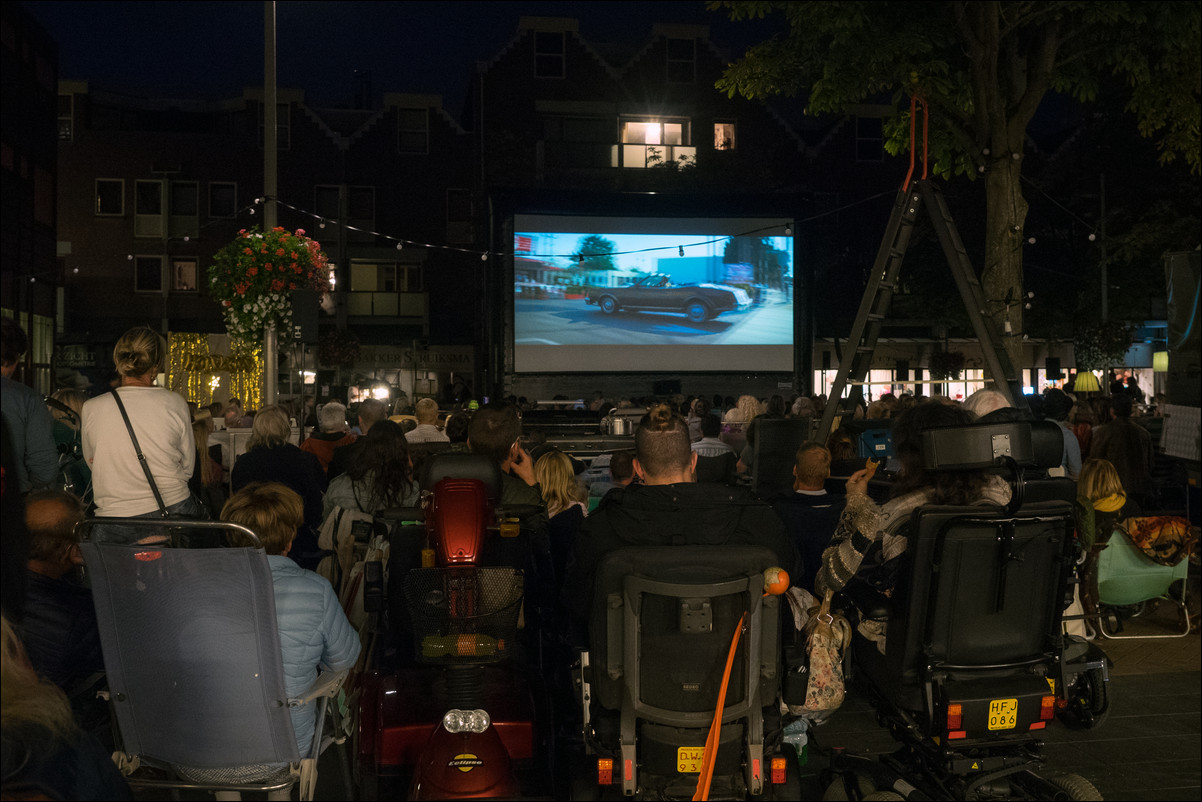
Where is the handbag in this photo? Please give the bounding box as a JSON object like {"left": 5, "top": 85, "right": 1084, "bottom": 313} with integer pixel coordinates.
{"left": 111, "top": 390, "right": 170, "bottom": 518}
{"left": 798, "top": 589, "right": 852, "bottom": 714}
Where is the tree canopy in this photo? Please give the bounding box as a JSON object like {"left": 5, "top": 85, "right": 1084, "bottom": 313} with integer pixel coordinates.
{"left": 711, "top": 1, "right": 1201, "bottom": 369}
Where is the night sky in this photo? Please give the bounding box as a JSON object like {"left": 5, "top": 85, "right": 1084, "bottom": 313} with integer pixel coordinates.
{"left": 23, "top": 1, "right": 785, "bottom": 115}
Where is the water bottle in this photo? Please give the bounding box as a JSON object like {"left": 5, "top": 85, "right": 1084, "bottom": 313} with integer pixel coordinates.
{"left": 782, "top": 717, "right": 808, "bottom": 766}
{"left": 421, "top": 633, "right": 504, "bottom": 658}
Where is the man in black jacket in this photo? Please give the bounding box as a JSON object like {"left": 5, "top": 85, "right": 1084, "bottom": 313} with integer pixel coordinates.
{"left": 560, "top": 403, "right": 798, "bottom": 630}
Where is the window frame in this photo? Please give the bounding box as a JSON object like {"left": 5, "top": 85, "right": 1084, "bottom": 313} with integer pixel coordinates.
{"left": 170, "top": 257, "right": 199, "bottom": 293}
{"left": 57, "top": 93, "right": 73, "bottom": 141}
{"left": 666, "top": 37, "right": 696, "bottom": 84}
{"left": 133, "top": 254, "right": 164, "bottom": 293}
{"left": 534, "top": 30, "right": 566, "bottom": 79}
{"left": 134, "top": 179, "right": 164, "bottom": 238}
{"left": 95, "top": 178, "right": 124, "bottom": 216}
{"left": 208, "top": 181, "right": 237, "bottom": 219}
{"left": 397, "top": 107, "right": 429, "bottom": 155}
{"left": 713, "top": 119, "right": 737, "bottom": 151}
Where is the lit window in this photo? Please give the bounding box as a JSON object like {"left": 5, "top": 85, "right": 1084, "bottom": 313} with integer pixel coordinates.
{"left": 171, "top": 258, "right": 198, "bottom": 292}
{"left": 534, "top": 31, "right": 565, "bottom": 78}
{"left": 617, "top": 118, "right": 694, "bottom": 169}
{"left": 714, "top": 121, "right": 736, "bottom": 151}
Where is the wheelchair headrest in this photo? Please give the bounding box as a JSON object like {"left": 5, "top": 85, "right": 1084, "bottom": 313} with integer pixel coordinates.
{"left": 419, "top": 452, "right": 502, "bottom": 499}
{"left": 921, "top": 421, "right": 1034, "bottom": 470}
{"left": 920, "top": 420, "right": 1065, "bottom": 470}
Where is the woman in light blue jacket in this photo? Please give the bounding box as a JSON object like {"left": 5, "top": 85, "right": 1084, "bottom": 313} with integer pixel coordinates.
{"left": 221, "top": 482, "right": 360, "bottom": 756}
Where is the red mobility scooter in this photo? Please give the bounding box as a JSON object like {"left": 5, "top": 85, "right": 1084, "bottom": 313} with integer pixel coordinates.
{"left": 355, "top": 453, "right": 553, "bottom": 799}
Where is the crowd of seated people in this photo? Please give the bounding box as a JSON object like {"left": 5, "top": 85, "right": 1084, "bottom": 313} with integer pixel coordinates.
{"left": 2, "top": 329, "right": 1182, "bottom": 796}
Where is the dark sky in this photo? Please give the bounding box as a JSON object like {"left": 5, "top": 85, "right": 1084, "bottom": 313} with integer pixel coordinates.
{"left": 24, "top": 1, "right": 784, "bottom": 116}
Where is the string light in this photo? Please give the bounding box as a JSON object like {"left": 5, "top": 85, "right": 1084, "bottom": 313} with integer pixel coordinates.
{"left": 678, "top": 245, "right": 685, "bottom": 257}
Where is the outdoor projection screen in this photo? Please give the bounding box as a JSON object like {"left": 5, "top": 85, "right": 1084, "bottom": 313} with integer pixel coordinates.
{"left": 512, "top": 214, "right": 795, "bottom": 373}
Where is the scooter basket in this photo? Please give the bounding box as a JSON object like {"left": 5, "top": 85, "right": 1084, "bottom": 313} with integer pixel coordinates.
{"left": 403, "top": 566, "right": 524, "bottom": 665}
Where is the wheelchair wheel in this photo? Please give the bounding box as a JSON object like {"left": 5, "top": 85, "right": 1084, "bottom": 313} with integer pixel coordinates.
{"left": 822, "top": 773, "right": 876, "bottom": 800}
{"left": 1058, "top": 667, "right": 1110, "bottom": 730}
{"left": 1046, "top": 772, "right": 1103, "bottom": 800}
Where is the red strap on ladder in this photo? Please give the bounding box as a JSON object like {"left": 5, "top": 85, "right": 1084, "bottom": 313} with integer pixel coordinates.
{"left": 692, "top": 612, "right": 747, "bottom": 801}
{"left": 901, "top": 95, "right": 930, "bottom": 189}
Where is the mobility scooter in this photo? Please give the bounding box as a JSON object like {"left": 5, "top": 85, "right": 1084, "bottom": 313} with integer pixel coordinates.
{"left": 821, "top": 421, "right": 1111, "bottom": 800}
{"left": 354, "top": 453, "right": 553, "bottom": 799}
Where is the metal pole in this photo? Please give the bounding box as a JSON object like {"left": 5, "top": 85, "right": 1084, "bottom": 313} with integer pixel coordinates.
{"left": 263, "top": 0, "right": 278, "bottom": 407}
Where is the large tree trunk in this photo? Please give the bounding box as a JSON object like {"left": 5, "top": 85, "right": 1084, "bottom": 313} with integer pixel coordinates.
{"left": 981, "top": 156, "right": 1028, "bottom": 376}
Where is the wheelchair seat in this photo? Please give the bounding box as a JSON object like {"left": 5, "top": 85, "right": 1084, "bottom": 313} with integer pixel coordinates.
{"left": 585, "top": 545, "right": 790, "bottom": 798}
{"left": 78, "top": 519, "right": 347, "bottom": 801}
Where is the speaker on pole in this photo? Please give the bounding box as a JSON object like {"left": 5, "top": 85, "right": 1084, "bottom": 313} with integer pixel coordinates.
{"left": 291, "top": 290, "right": 319, "bottom": 344}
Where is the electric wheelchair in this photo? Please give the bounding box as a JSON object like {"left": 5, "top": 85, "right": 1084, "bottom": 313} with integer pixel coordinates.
{"left": 822, "top": 421, "right": 1110, "bottom": 800}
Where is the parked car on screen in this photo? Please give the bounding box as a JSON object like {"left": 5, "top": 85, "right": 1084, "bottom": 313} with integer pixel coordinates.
{"left": 585, "top": 274, "right": 751, "bottom": 322}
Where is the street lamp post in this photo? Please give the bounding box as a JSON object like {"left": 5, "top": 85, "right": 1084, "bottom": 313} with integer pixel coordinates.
{"left": 263, "top": 0, "right": 278, "bottom": 408}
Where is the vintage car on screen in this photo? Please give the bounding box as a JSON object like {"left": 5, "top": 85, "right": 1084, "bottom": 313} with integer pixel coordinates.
{"left": 584, "top": 273, "right": 751, "bottom": 322}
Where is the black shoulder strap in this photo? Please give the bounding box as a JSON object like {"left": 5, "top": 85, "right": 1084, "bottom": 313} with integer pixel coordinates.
{"left": 112, "top": 390, "right": 169, "bottom": 517}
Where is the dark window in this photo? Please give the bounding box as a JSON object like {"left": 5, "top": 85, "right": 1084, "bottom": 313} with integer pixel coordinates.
{"left": 534, "top": 31, "right": 565, "bottom": 78}
{"left": 134, "top": 256, "right": 163, "bottom": 292}
{"left": 666, "top": 38, "right": 695, "bottom": 84}
{"left": 209, "top": 182, "right": 237, "bottom": 218}
{"left": 95, "top": 179, "right": 124, "bottom": 215}
{"left": 170, "top": 182, "right": 198, "bottom": 216}
{"left": 314, "top": 185, "right": 340, "bottom": 219}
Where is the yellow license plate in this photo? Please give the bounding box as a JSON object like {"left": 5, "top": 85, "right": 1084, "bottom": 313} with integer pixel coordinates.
{"left": 988, "top": 698, "right": 1018, "bottom": 730}
{"left": 677, "top": 746, "right": 705, "bottom": 773}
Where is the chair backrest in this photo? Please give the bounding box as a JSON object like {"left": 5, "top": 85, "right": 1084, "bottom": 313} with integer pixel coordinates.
{"left": 80, "top": 531, "right": 300, "bottom": 768}
{"left": 589, "top": 546, "right": 781, "bottom": 727}
{"left": 695, "top": 451, "right": 738, "bottom": 485}
{"left": 750, "top": 417, "right": 811, "bottom": 500}
{"left": 878, "top": 421, "right": 1076, "bottom": 686}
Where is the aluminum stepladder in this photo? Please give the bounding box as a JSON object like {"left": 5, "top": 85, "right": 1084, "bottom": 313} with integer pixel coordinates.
{"left": 815, "top": 179, "right": 1029, "bottom": 444}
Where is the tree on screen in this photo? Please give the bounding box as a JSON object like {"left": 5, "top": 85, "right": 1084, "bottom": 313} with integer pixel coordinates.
{"left": 576, "top": 235, "right": 619, "bottom": 271}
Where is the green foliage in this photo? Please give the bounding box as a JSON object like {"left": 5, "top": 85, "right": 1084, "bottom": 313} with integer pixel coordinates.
{"left": 710, "top": 1, "right": 1201, "bottom": 176}
{"left": 576, "top": 235, "right": 618, "bottom": 271}
{"left": 1073, "top": 320, "right": 1136, "bottom": 370}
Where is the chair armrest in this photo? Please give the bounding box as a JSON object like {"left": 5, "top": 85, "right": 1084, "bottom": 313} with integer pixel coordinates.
{"left": 288, "top": 668, "right": 349, "bottom": 708}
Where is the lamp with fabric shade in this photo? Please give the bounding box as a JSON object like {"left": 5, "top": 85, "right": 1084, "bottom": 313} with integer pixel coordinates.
{"left": 1153, "top": 351, "right": 1169, "bottom": 372}
{"left": 1074, "top": 371, "right": 1101, "bottom": 392}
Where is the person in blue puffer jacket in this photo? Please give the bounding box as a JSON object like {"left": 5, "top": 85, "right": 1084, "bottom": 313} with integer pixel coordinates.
{"left": 221, "top": 482, "right": 360, "bottom": 757}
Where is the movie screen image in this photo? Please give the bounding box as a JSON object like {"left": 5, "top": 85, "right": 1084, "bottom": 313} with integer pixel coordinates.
{"left": 513, "top": 215, "right": 795, "bottom": 373}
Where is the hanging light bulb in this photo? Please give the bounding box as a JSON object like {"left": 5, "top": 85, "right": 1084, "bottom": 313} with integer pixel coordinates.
{"left": 396, "top": 242, "right": 403, "bottom": 250}
{"left": 784, "top": 226, "right": 793, "bottom": 236}
{"left": 481, "top": 252, "right": 488, "bottom": 261}
{"left": 678, "top": 245, "right": 685, "bottom": 257}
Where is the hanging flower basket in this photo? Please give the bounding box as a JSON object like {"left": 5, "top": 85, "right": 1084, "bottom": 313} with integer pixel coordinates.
{"left": 207, "top": 226, "right": 331, "bottom": 344}
{"left": 318, "top": 329, "right": 360, "bottom": 368}
{"left": 928, "top": 349, "right": 966, "bottom": 380}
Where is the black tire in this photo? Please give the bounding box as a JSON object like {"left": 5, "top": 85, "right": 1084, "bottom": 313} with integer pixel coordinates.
{"left": 685, "top": 300, "right": 711, "bottom": 322}
{"left": 1058, "top": 666, "right": 1110, "bottom": 730}
{"left": 598, "top": 296, "right": 619, "bottom": 314}
{"left": 1046, "top": 772, "right": 1104, "bottom": 800}
{"left": 823, "top": 774, "right": 877, "bottom": 801}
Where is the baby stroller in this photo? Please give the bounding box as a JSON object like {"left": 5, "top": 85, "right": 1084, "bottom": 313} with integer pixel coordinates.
{"left": 823, "top": 421, "right": 1110, "bottom": 800}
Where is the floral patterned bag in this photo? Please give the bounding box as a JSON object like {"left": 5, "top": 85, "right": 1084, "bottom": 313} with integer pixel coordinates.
{"left": 802, "top": 589, "right": 852, "bottom": 713}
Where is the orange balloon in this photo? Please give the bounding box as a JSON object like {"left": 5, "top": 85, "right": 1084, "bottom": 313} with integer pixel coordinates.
{"left": 762, "top": 567, "right": 789, "bottom": 595}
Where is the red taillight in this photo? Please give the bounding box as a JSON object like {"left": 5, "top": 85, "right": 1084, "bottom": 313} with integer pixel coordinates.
{"left": 1040, "top": 695, "right": 1056, "bottom": 721}
{"left": 752, "top": 757, "right": 761, "bottom": 782}
{"left": 770, "top": 756, "right": 788, "bottom": 784}
{"left": 1029, "top": 721, "right": 1047, "bottom": 730}
{"left": 596, "top": 758, "right": 613, "bottom": 785}
{"left": 946, "top": 703, "right": 963, "bottom": 731}
{"left": 625, "top": 759, "right": 633, "bottom": 781}
{"left": 948, "top": 730, "right": 968, "bottom": 739}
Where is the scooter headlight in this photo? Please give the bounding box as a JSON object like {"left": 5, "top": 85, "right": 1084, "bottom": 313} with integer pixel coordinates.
{"left": 442, "top": 708, "right": 491, "bottom": 734}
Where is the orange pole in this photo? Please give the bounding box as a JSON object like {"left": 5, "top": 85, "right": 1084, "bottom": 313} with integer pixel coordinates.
{"left": 901, "top": 95, "right": 917, "bottom": 190}
{"left": 921, "top": 98, "right": 930, "bottom": 179}
{"left": 693, "top": 612, "right": 746, "bottom": 801}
